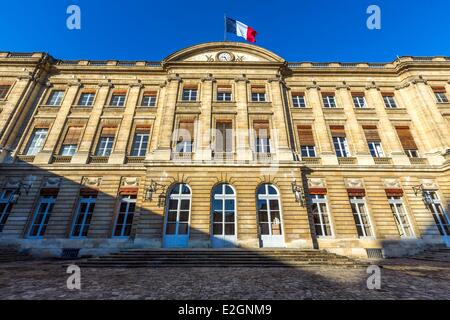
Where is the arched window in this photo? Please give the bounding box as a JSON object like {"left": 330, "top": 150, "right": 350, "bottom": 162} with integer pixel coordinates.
{"left": 257, "top": 184, "right": 284, "bottom": 247}
{"left": 212, "top": 184, "right": 236, "bottom": 238}
{"left": 163, "top": 184, "right": 191, "bottom": 248}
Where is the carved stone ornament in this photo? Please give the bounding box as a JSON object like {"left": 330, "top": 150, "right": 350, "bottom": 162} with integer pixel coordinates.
{"left": 43, "top": 177, "right": 61, "bottom": 188}
{"left": 4, "top": 177, "right": 21, "bottom": 189}
{"left": 421, "top": 179, "right": 438, "bottom": 190}
{"left": 308, "top": 178, "right": 326, "bottom": 189}
{"left": 384, "top": 179, "right": 401, "bottom": 189}
{"left": 345, "top": 178, "right": 364, "bottom": 189}
{"left": 82, "top": 177, "right": 102, "bottom": 188}
{"left": 121, "top": 177, "right": 139, "bottom": 187}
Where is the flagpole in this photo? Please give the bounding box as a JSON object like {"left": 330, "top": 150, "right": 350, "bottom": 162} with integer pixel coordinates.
{"left": 224, "top": 14, "right": 227, "bottom": 42}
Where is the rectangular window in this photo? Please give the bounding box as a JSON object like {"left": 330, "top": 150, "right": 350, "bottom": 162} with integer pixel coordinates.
{"left": 60, "top": 126, "right": 83, "bottom": 156}
{"left": 25, "top": 128, "right": 48, "bottom": 155}
{"left": 217, "top": 86, "right": 232, "bottom": 101}
{"left": 395, "top": 126, "right": 419, "bottom": 158}
{"left": 363, "top": 126, "right": 384, "bottom": 158}
{"left": 28, "top": 195, "right": 56, "bottom": 238}
{"left": 292, "top": 93, "right": 306, "bottom": 108}
{"left": 297, "top": 125, "right": 316, "bottom": 157}
{"left": 110, "top": 91, "right": 126, "bottom": 106}
{"left": 175, "top": 121, "right": 194, "bottom": 153}
{"left": 330, "top": 126, "right": 350, "bottom": 157}
{"left": 78, "top": 92, "right": 96, "bottom": 106}
{"left": 96, "top": 127, "right": 116, "bottom": 156}
{"left": 322, "top": 93, "right": 336, "bottom": 108}
{"left": 113, "top": 195, "right": 136, "bottom": 237}
{"left": 433, "top": 87, "right": 449, "bottom": 103}
{"left": 46, "top": 90, "right": 65, "bottom": 106}
{"left": 182, "top": 87, "right": 197, "bottom": 101}
{"left": 382, "top": 93, "right": 397, "bottom": 108}
{"left": 141, "top": 91, "right": 157, "bottom": 107}
{"left": 0, "top": 189, "right": 14, "bottom": 232}
{"left": 130, "top": 128, "right": 150, "bottom": 156}
{"left": 70, "top": 195, "right": 96, "bottom": 238}
{"left": 251, "top": 86, "right": 266, "bottom": 102}
{"left": 215, "top": 121, "right": 232, "bottom": 153}
{"left": 310, "top": 194, "right": 332, "bottom": 237}
{"left": 350, "top": 196, "right": 373, "bottom": 237}
{"left": 424, "top": 191, "right": 450, "bottom": 236}
{"left": 0, "top": 85, "right": 11, "bottom": 99}
{"left": 388, "top": 196, "right": 414, "bottom": 238}
{"left": 254, "top": 121, "right": 270, "bottom": 153}
{"left": 352, "top": 94, "right": 367, "bottom": 108}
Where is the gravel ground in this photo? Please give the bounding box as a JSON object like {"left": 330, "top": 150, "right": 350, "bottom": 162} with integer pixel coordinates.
{"left": 0, "top": 259, "right": 448, "bottom": 300}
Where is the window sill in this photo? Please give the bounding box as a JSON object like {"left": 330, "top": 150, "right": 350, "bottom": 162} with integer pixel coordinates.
{"left": 248, "top": 102, "right": 271, "bottom": 107}
{"left": 39, "top": 104, "right": 61, "bottom": 108}
{"left": 71, "top": 105, "right": 93, "bottom": 109}
{"left": 16, "top": 155, "right": 35, "bottom": 163}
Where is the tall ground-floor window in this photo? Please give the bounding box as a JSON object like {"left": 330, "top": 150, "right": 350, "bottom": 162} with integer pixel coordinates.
{"left": 388, "top": 196, "right": 414, "bottom": 238}
{"left": 310, "top": 194, "right": 332, "bottom": 237}
{"left": 28, "top": 195, "right": 56, "bottom": 238}
{"left": 257, "top": 184, "right": 282, "bottom": 236}
{"left": 113, "top": 195, "right": 136, "bottom": 237}
{"left": 212, "top": 184, "right": 236, "bottom": 237}
{"left": 424, "top": 191, "right": 450, "bottom": 236}
{"left": 0, "top": 189, "right": 14, "bottom": 232}
{"left": 70, "top": 195, "right": 97, "bottom": 238}
{"left": 349, "top": 196, "right": 373, "bottom": 237}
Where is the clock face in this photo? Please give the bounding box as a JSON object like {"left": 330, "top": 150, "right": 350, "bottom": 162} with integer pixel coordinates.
{"left": 217, "top": 52, "right": 233, "bottom": 62}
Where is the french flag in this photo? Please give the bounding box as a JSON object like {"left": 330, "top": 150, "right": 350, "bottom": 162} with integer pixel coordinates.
{"left": 226, "top": 17, "right": 257, "bottom": 43}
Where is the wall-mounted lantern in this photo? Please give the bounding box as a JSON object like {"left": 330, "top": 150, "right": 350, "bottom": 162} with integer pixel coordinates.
{"left": 412, "top": 184, "right": 432, "bottom": 205}
{"left": 8, "top": 181, "right": 33, "bottom": 204}
{"left": 144, "top": 179, "right": 166, "bottom": 203}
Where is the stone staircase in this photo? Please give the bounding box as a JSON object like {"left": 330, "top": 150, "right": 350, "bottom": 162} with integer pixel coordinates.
{"left": 78, "top": 249, "right": 366, "bottom": 268}
{"left": 0, "top": 246, "right": 32, "bottom": 263}
{"left": 409, "top": 248, "right": 450, "bottom": 263}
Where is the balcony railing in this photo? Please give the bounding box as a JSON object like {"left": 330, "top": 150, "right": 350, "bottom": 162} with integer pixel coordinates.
{"left": 172, "top": 152, "right": 193, "bottom": 161}
{"left": 16, "top": 155, "right": 35, "bottom": 163}
{"left": 254, "top": 152, "right": 273, "bottom": 163}
{"left": 53, "top": 155, "right": 72, "bottom": 163}
{"left": 373, "top": 157, "right": 393, "bottom": 165}
{"left": 301, "top": 157, "right": 321, "bottom": 165}
{"left": 213, "top": 152, "right": 234, "bottom": 162}
{"left": 90, "top": 156, "right": 109, "bottom": 164}
{"left": 409, "top": 157, "right": 428, "bottom": 165}
{"left": 338, "top": 157, "right": 357, "bottom": 165}
{"left": 126, "top": 156, "right": 145, "bottom": 164}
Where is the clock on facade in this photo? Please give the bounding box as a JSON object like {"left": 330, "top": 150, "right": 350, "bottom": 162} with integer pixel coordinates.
{"left": 217, "top": 51, "right": 234, "bottom": 62}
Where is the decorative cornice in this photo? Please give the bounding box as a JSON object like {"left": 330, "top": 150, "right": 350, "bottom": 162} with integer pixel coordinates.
{"left": 365, "top": 81, "right": 379, "bottom": 90}
{"left": 129, "top": 80, "right": 144, "bottom": 88}
{"left": 306, "top": 81, "right": 320, "bottom": 90}
{"left": 167, "top": 74, "right": 182, "bottom": 83}
{"left": 98, "top": 79, "right": 113, "bottom": 88}
{"left": 201, "top": 73, "right": 216, "bottom": 82}
{"left": 336, "top": 82, "right": 350, "bottom": 90}
{"left": 68, "top": 79, "right": 82, "bottom": 87}
{"left": 17, "top": 72, "right": 34, "bottom": 81}
{"left": 395, "top": 82, "right": 410, "bottom": 90}
{"left": 234, "top": 74, "right": 249, "bottom": 83}
{"left": 411, "top": 76, "right": 427, "bottom": 85}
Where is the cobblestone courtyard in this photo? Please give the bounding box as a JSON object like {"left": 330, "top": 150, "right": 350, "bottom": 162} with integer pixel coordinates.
{"left": 0, "top": 259, "right": 448, "bottom": 300}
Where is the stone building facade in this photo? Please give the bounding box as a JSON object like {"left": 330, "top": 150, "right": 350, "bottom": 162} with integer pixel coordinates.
{"left": 0, "top": 42, "right": 448, "bottom": 258}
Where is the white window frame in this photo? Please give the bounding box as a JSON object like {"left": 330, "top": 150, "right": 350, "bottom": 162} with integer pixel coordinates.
{"left": 424, "top": 191, "right": 450, "bottom": 236}
{"left": 164, "top": 184, "right": 192, "bottom": 237}
{"left": 353, "top": 96, "right": 367, "bottom": 108}
{"left": 0, "top": 189, "right": 14, "bottom": 232}
{"left": 333, "top": 136, "right": 350, "bottom": 157}
{"left": 212, "top": 184, "right": 237, "bottom": 237}
{"left": 141, "top": 95, "right": 156, "bottom": 107}
{"left": 251, "top": 92, "right": 267, "bottom": 102}
{"left": 310, "top": 194, "right": 333, "bottom": 237}
{"left": 435, "top": 92, "right": 449, "bottom": 103}
{"left": 131, "top": 133, "right": 149, "bottom": 157}
{"left": 110, "top": 94, "right": 126, "bottom": 107}
{"left": 323, "top": 95, "right": 336, "bottom": 108}
{"left": 255, "top": 137, "right": 271, "bottom": 154}
{"left": 368, "top": 141, "right": 385, "bottom": 158}
{"left": 300, "top": 145, "right": 316, "bottom": 158}
{"left": 383, "top": 96, "right": 397, "bottom": 108}
{"left": 113, "top": 195, "right": 137, "bottom": 238}
{"left": 78, "top": 93, "right": 95, "bottom": 106}
{"left": 47, "top": 90, "right": 65, "bottom": 106}
{"left": 60, "top": 144, "right": 77, "bottom": 156}
{"left": 388, "top": 196, "right": 415, "bottom": 238}
{"left": 26, "top": 128, "right": 48, "bottom": 156}
{"left": 405, "top": 149, "right": 419, "bottom": 158}
{"left": 217, "top": 91, "right": 232, "bottom": 102}
{"left": 28, "top": 195, "right": 56, "bottom": 238}
{"left": 292, "top": 95, "right": 306, "bottom": 108}
{"left": 257, "top": 184, "right": 283, "bottom": 237}
{"left": 70, "top": 195, "right": 96, "bottom": 238}
{"left": 350, "top": 196, "right": 374, "bottom": 238}
{"left": 96, "top": 136, "right": 114, "bottom": 156}
{"left": 182, "top": 89, "right": 197, "bottom": 102}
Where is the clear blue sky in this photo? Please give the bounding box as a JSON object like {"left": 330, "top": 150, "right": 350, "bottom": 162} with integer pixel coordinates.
{"left": 1, "top": 0, "right": 449, "bottom": 62}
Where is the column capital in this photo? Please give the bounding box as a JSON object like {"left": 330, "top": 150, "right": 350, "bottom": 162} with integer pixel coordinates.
{"left": 167, "top": 74, "right": 182, "bottom": 83}
{"left": 306, "top": 84, "right": 320, "bottom": 90}
{"left": 410, "top": 76, "right": 427, "bottom": 85}
{"left": 201, "top": 73, "right": 216, "bottom": 83}
{"left": 98, "top": 79, "right": 113, "bottom": 88}
{"left": 395, "top": 82, "right": 411, "bottom": 90}
{"left": 234, "top": 74, "right": 249, "bottom": 83}
{"left": 365, "top": 82, "right": 380, "bottom": 90}
{"left": 68, "top": 79, "right": 82, "bottom": 87}
{"left": 129, "top": 80, "right": 144, "bottom": 88}
{"left": 336, "top": 82, "right": 350, "bottom": 90}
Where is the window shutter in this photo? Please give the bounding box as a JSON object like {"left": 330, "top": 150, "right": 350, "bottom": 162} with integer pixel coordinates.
{"left": 183, "top": 85, "right": 197, "bottom": 90}
{"left": 81, "top": 89, "right": 96, "bottom": 94}
{"left": 252, "top": 86, "right": 266, "bottom": 93}
{"left": 119, "top": 187, "right": 139, "bottom": 196}
{"left": 352, "top": 92, "right": 365, "bottom": 97}
{"left": 321, "top": 92, "right": 334, "bottom": 97}
{"left": 395, "top": 126, "right": 417, "bottom": 150}
{"left": 40, "top": 188, "right": 59, "bottom": 196}
{"left": 143, "top": 91, "right": 157, "bottom": 96}
{"left": 217, "top": 85, "right": 232, "bottom": 92}
{"left": 297, "top": 125, "right": 315, "bottom": 146}
{"left": 215, "top": 121, "right": 232, "bottom": 152}
{"left": 385, "top": 189, "right": 403, "bottom": 197}
{"left": 309, "top": 188, "right": 327, "bottom": 195}
{"left": 381, "top": 92, "right": 394, "bottom": 97}
{"left": 113, "top": 90, "right": 127, "bottom": 95}
{"left": 363, "top": 125, "right": 381, "bottom": 142}
{"left": 79, "top": 188, "right": 98, "bottom": 196}
{"left": 63, "top": 127, "right": 83, "bottom": 145}
{"left": 135, "top": 126, "right": 151, "bottom": 134}
{"left": 178, "top": 121, "right": 195, "bottom": 141}
{"left": 254, "top": 121, "right": 270, "bottom": 138}
{"left": 291, "top": 91, "right": 304, "bottom": 96}
{"left": 432, "top": 86, "right": 446, "bottom": 93}
{"left": 330, "top": 125, "right": 346, "bottom": 137}
{"left": 347, "top": 188, "right": 366, "bottom": 197}
{"left": 100, "top": 126, "right": 117, "bottom": 137}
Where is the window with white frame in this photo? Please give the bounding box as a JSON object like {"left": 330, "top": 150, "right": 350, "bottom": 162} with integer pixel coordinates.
{"left": 353, "top": 95, "right": 367, "bottom": 108}
{"left": 322, "top": 94, "right": 336, "bottom": 108}
{"left": 165, "top": 184, "right": 191, "bottom": 236}
{"left": 217, "top": 86, "right": 232, "bottom": 101}
{"left": 96, "top": 136, "right": 114, "bottom": 156}
{"left": 435, "top": 92, "right": 448, "bottom": 103}
{"left": 130, "top": 132, "right": 149, "bottom": 157}
{"left": 113, "top": 195, "right": 136, "bottom": 237}
{"left": 292, "top": 94, "right": 306, "bottom": 108}
{"left": 405, "top": 149, "right": 419, "bottom": 158}
{"left": 141, "top": 92, "right": 157, "bottom": 107}
{"left": 310, "top": 194, "right": 332, "bottom": 237}
{"left": 70, "top": 195, "right": 96, "bottom": 238}
{"left": 0, "top": 85, "right": 11, "bottom": 99}
{"left": 175, "top": 121, "right": 194, "bottom": 153}
{"left": 383, "top": 95, "right": 397, "bottom": 108}
{"left": 0, "top": 189, "right": 14, "bottom": 232}
{"left": 333, "top": 136, "right": 350, "bottom": 157}
{"left": 28, "top": 195, "right": 56, "bottom": 238}
{"left": 424, "top": 191, "right": 450, "bottom": 236}
{"left": 388, "top": 196, "right": 414, "bottom": 238}
{"left": 350, "top": 196, "right": 373, "bottom": 237}
{"left": 368, "top": 141, "right": 385, "bottom": 158}
{"left": 212, "top": 184, "right": 236, "bottom": 236}
{"left": 300, "top": 146, "right": 316, "bottom": 158}
{"left": 254, "top": 122, "right": 271, "bottom": 154}
{"left": 60, "top": 144, "right": 77, "bottom": 156}
{"left": 182, "top": 88, "right": 197, "bottom": 101}
{"left": 46, "top": 90, "right": 65, "bottom": 106}
{"left": 25, "top": 128, "right": 48, "bottom": 155}
{"left": 251, "top": 86, "right": 266, "bottom": 102}
{"left": 257, "top": 184, "right": 282, "bottom": 236}
{"left": 78, "top": 93, "right": 95, "bottom": 106}
{"left": 110, "top": 93, "right": 126, "bottom": 106}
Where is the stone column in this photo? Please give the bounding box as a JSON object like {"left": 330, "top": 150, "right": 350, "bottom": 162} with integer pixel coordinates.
{"left": 195, "top": 74, "right": 214, "bottom": 161}
{"left": 146, "top": 83, "right": 167, "bottom": 160}
{"left": 108, "top": 82, "right": 142, "bottom": 164}
{"left": 336, "top": 85, "right": 374, "bottom": 165}
{"left": 269, "top": 77, "right": 294, "bottom": 161}
{"left": 365, "top": 84, "right": 410, "bottom": 165}
{"left": 149, "top": 74, "right": 181, "bottom": 161}
{"left": 306, "top": 85, "right": 337, "bottom": 165}
{"left": 71, "top": 80, "right": 112, "bottom": 164}
{"left": 234, "top": 75, "right": 253, "bottom": 161}
{"left": 34, "top": 80, "right": 81, "bottom": 164}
